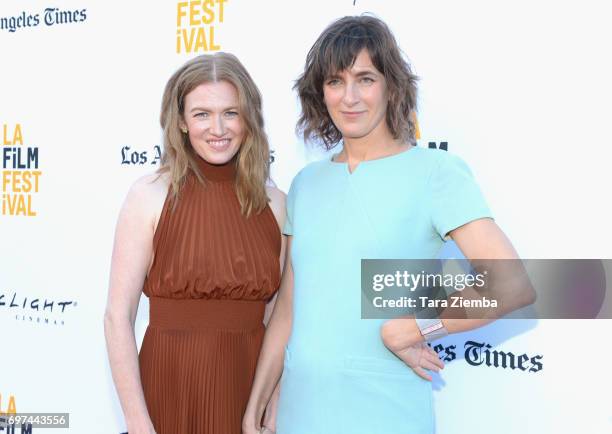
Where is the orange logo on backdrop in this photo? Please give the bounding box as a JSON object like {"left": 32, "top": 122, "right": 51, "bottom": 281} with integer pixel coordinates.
{"left": 176, "top": 0, "right": 228, "bottom": 53}
{"left": 2, "top": 124, "right": 42, "bottom": 217}
{"left": 0, "top": 393, "right": 17, "bottom": 415}
{"left": 412, "top": 111, "right": 421, "bottom": 140}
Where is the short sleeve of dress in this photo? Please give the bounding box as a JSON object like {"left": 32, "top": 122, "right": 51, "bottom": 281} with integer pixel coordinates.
{"left": 282, "top": 172, "right": 299, "bottom": 236}
{"left": 430, "top": 153, "right": 493, "bottom": 240}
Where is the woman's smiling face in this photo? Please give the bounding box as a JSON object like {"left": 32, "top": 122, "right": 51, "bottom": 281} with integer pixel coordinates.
{"left": 181, "top": 80, "right": 245, "bottom": 165}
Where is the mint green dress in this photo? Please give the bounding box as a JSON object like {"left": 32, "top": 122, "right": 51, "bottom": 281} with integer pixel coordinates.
{"left": 277, "top": 147, "right": 493, "bottom": 434}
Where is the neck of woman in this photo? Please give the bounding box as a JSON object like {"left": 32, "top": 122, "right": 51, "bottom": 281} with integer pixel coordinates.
{"left": 337, "top": 127, "right": 408, "bottom": 163}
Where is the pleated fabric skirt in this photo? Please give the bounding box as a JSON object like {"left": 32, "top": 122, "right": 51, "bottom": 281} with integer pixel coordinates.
{"left": 139, "top": 296, "right": 266, "bottom": 434}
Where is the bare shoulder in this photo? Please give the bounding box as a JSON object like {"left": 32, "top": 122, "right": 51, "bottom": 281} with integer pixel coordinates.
{"left": 130, "top": 171, "right": 170, "bottom": 198}
{"left": 121, "top": 171, "right": 170, "bottom": 229}
{"left": 266, "top": 185, "right": 286, "bottom": 204}
{"left": 265, "top": 185, "right": 286, "bottom": 229}
{"left": 266, "top": 185, "right": 286, "bottom": 212}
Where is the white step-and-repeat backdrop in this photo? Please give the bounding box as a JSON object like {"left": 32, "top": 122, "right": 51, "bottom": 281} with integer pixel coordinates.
{"left": 1, "top": 1, "right": 611, "bottom": 433}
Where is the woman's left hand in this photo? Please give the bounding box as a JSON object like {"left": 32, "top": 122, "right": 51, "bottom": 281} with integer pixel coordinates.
{"left": 381, "top": 319, "right": 444, "bottom": 381}
{"left": 261, "top": 382, "right": 280, "bottom": 433}
{"left": 390, "top": 341, "right": 444, "bottom": 381}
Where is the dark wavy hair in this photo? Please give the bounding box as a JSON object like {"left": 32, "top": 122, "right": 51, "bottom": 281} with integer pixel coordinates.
{"left": 295, "top": 15, "right": 419, "bottom": 150}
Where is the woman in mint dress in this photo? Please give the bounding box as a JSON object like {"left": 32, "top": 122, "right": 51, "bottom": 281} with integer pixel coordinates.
{"left": 243, "top": 16, "right": 533, "bottom": 434}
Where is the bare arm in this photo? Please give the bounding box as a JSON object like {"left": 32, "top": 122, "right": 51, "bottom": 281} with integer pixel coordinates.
{"left": 256, "top": 187, "right": 288, "bottom": 432}
{"left": 381, "top": 218, "right": 536, "bottom": 356}
{"left": 243, "top": 237, "right": 294, "bottom": 434}
{"left": 440, "top": 217, "right": 535, "bottom": 330}
{"left": 263, "top": 186, "right": 287, "bottom": 326}
{"left": 103, "top": 174, "right": 167, "bottom": 434}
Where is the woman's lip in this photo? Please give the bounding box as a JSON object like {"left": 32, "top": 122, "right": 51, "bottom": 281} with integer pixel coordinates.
{"left": 341, "top": 111, "right": 366, "bottom": 116}
{"left": 206, "top": 138, "right": 232, "bottom": 150}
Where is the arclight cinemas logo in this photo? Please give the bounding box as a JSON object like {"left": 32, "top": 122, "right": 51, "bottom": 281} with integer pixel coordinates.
{"left": 0, "top": 291, "right": 77, "bottom": 326}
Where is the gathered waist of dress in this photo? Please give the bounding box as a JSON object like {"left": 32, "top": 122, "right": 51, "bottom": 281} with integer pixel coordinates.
{"left": 148, "top": 296, "right": 266, "bottom": 330}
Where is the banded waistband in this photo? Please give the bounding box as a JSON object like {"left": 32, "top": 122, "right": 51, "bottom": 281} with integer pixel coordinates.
{"left": 148, "top": 297, "right": 265, "bottom": 330}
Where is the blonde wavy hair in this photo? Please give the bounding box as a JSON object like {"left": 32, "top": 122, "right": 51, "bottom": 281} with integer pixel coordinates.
{"left": 159, "top": 52, "right": 270, "bottom": 216}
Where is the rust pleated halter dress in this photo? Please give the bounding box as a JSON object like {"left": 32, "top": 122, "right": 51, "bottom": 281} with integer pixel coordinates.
{"left": 138, "top": 156, "right": 281, "bottom": 434}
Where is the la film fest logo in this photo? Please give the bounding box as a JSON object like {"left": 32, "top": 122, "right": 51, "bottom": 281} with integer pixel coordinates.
{"left": 2, "top": 124, "right": 41, "bottom": 217}
{"left": 0, "top": 393, "right": 17, "bottom": 417}
{"left": 0, "top": 394, "right": 31, "bottom": 434}
{"left": 0, "top": 8, "right": 87, "bottom": 33}
{"left": 176, "top": 0, "right": 228, "bottom": 54}
{"left": 0, "top": 393, "right": 31, "bottom": 434}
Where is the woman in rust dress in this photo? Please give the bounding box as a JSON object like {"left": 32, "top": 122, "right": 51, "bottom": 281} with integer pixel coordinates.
{"left": 104, "top": 53, "right": 286, "bottom": 434}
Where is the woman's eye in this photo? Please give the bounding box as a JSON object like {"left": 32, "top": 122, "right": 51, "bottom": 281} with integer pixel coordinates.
{"left": 225, "top": 111, "right": 239, "bottom": 117}
{"left": 361, "top": 77, "right": 374, "bottom": 84}
{"left": 194, "top": 112, "right": 208, "bottom": 118}
{"left": 326, "top": 79, "right": 341, "bottom": 86}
